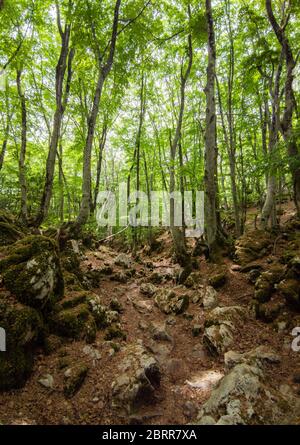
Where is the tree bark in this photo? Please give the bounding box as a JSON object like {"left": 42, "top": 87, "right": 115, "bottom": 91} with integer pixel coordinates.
{"left": 16, "top": 68, "right": 28, "bottom": 223}
{"left": 34, "top": 4, "right": 73, "bottom": 226}
{"left": 266, "top": 0, "right": 300, "bottom": 215}
{"left": 169, "top": 30, "right": 192, "bottom": 268}
{"left": 76, "top": 0, "right": 121, "bottom": 227}
{"left": 204, "top": 0, "right": 219, "bottom": 258}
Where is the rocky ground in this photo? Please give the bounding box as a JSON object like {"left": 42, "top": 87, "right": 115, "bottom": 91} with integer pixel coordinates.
{"left": 0, "top": 203, "right": 300, "bottom": 425}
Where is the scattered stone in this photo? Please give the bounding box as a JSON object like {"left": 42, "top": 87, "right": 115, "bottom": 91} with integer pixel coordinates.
{"left": 82, "top": 345, "right": 101, "bottom": 361}
{"left": 196, "top": 354, "right": 299, "bottom": 424}
{"left": 192, "top": 324, "right": 202, "bottom": 337}
{"left": 132, "top": 299, "right": 152, "bottom": 313}
{"left": 114, "top": 253, "right": 133, "bottom": 269}
{"left": 186, "top": 370, "right": 224, "bottom": 390}
{"left": 202, "top": 286, "right": 218, "bottom": 310}
{"left": 254, "top": 265, "right": 285, "bottom": 302}
{"left": 150, "top": 321, "right": 172, "bottom": 342}
{"left": 109, "top": 298, "right": 123, "bottom": 313}
{"left": 140, "top": 283, "right": 157, "bottom": 297}
{"left": 154, "top": 288, "right": 189, "bottom": 315}
{"left": 203, "top": 306, "right": 246, "bottom": 355}
{"left": 0, "top": 296, "right": 43, "bottom": 390}
{"left": 104, "top": 324, "right": 126, "bottom": 341}
{"left": 209, "top": 272, "right": 227, "bottom": 289}
{"left": 63, "top": 363, "right": 88, "bottom": 398}
{"left": 38, "top": 374, "right": 54, "bottom": 390}
{"left": 235, "top": 230, "right": 273, "bottom": 265}
{"left": 111, "top": 343, "right": 161, "bottom": 414}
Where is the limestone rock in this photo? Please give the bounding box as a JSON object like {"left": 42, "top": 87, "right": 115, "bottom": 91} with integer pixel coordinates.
{"left": 63, "top": 363, "right": 88, "bottom": 398}
{"left": 111, "top": 343, "right": 161, "bottom": 414}
{"left": 154, "top": 288, "right": 189, "bottom": 315}
{"left": 114, "top": 253, "right": 133, "bottom": 269}
{"left": 140, "top": 282, "right": 157, "bottom": 297}
{"left": 202, "top": 286, "right": 219, "bottom": 310}
{"left": 235, "top": 230, "right": 272, "bottom": 265}
{"left": 0, "top": 235, "right": 64, "bottom": 310}
{"left": 203, "top": 306, "right": 246, "bottom": 355}
{"left": 196, "top": 349, "right": 298, "bottom": 425}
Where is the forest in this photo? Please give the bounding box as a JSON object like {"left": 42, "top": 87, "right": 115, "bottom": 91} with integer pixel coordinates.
{"left": 0, "top": 0, "right": 300, "bottom": 428}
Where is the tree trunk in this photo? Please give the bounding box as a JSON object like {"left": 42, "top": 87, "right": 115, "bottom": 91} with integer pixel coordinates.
{"left": 169, "top": 30, "right": 192, "bottom": 268}
{"left": 266, "top": 0, "right": 300, "bottom": 215}
{"left": 260, "top": 52, "right": 283, "bottom": 228}
{"left": 204, "top": 0, "right": 219, "bottom": 258}
{"left": 16, "top": 69, "right": 28, "bottom": 223}
{"left": 76, "top": 0, "right": 121, "bottom": 227}
{"left": 34, "top": 6, "right": 73, "bottom": 227}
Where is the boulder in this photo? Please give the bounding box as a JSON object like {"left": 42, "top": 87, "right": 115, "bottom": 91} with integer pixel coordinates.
{"left": 140, "top": 282, "right": 157, "bottom": 297}
{"left": 202, "top": 286, "right": 219, "bottom": 310}
{"left": 203, "top": 306, "right": 246, "bottom": 355}
{"left": 49, "top": 303, "right": 96, "bottom": 343}
{"left": 0, "top": 235, "right": 64, "bottom": 310}
{"left": 235, "top": 230, "right": 272, "bottom": 265}
{"left": 254, "top": 266, "right": 285, "bottom": 303}
{"left": 114, "top": 253, "right": 133, "bottom": 269}
{"left": 111, "top": 343, "right": 161, "bottom": 414}
{"left": 196, "top": 347, "right": 299, "bottom": 425}
{"left": 0, "top": 211, "right": 24, "bottom": 246}
{"left": 154, "top": 288, "right": 189, "bottom": 315}
{"left": 0, "top": 294, "right": 43, "bottom": 390}
{"left": 63, "top": 363, "right": 89, "bottom": 398}
{"left": 209, "top": 272, "right": 227, "bottom": 289}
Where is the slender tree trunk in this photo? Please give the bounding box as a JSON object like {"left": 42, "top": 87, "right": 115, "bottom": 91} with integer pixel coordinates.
{"left": 266, "top": 0, "right": 300, "bottom": 215}
{"left": 132, "top": 73, "right": 146, "bottom": 254}
{"left": 34, "top": 5, "right": 73, "bottom": 226}
{"left": 169, "top": 30, "right": 192, "bottom": 268}
{"left": 76, "top": 0, "right": 121, "bottom": 227}
{"left": 260, "top": 53, "right": 283, "bottom": 228}
{"left": 16, "top": 69, "right": 28, "bottom": 223}
{"left": 93, "top": 121, "right": 108, "bottom": 211}
{"left": 204, "top": 0, "right": 220, "bottom": 258}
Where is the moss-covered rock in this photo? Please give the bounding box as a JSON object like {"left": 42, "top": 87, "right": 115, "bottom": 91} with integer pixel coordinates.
{"left": 0, "top": 210, "right": 24, "bottom": 246}
{"left": 255, "top": 301, "right": 284, "bottom": 323}
{"left": 49, "top": 303, "right": 90, "bottom": 339}
{"left": 0, "top": 294, "right": 43, "bottom": 390}
{"left": 104, "top": 324, "right": 127, "bottom": 341}
{"left": 0, "top": 235, "right": 64, "bottom": 310}
{"left": 277, "top": 279, "right": 300, "bottom": 308}
{"left": 209, "top": 272, "right": 227, "bottom": 289}
{"left": 63, "top": 363, "right": 89, "bottom": 398}
{"left": 154, "top": 288, "right": 189, "bottom": 315}
{"left": 254, "top": 266, "right": 285, "bottom": 303}
{"left": 235, "top": 230, "right": 273, "bottom": 265}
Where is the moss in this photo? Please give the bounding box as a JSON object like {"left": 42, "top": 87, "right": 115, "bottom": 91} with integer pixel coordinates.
{"left": 0, "top": 235, "right": 64, "bottom": 309}
{"left": 209, "top": 272, "right": 227, "bottom": 289}
{"left": 256, "top": 301, "right": 283, "bottom": 323}
{"left": 59, "top": 291, "right": 88, "bottom": 310}
{"left": 0, "top": 298, "right": 43, "bottom": 349}
{"left": 277, "top": 279, "right": 300, "bottom": 308}
{"left": 0, "top": 347, "right": 34, "bottom": 390}
{"left": 63, "top": 363, "right": 88, "bottom": 398}
{"left": 109, "top": 298, "right": 123, "bottom": 313}
{"left": 83, "top": 314, "right": 97, "bottom": 343}
{"left": 104, "top": 324, "right": 127, "bottom": 341}
{"left": 87, "top": 295, "right": 109, "bottom": 328}
{"left": 49, "top": 304, "right": 90, "bottom": 339}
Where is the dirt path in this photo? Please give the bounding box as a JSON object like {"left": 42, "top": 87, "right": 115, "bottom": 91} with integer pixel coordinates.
{"left": 0, "top": 225, "right": 300, "bottom": 425}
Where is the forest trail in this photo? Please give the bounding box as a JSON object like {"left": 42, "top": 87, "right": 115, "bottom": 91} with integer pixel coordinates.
{"left": 0, "top": 202, "right": 300, "bottom": 425}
